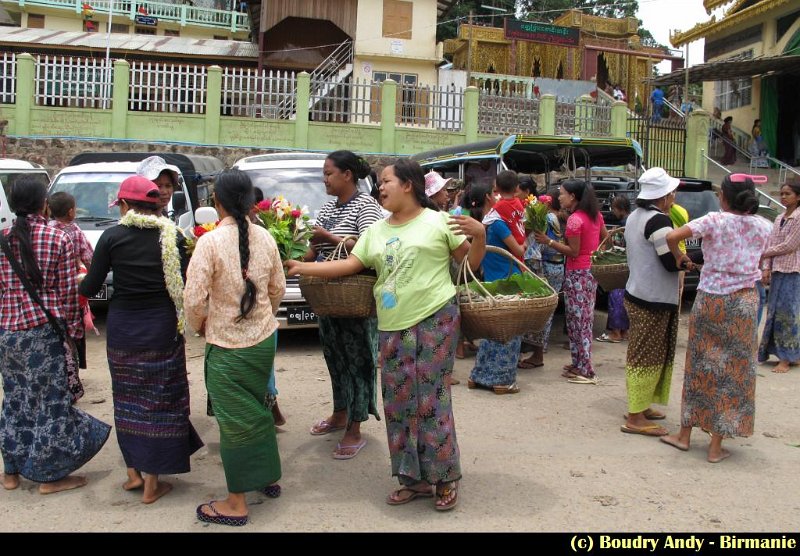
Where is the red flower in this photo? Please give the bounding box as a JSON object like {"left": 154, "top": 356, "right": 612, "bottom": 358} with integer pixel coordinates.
{"left": 256, "top": 199, "right": 272, "bottom": 211}
{"left": 291, "top": 209, "right": 302, "bottom": 218}
{"left": 193, "top": 225, "right": 207, "bottom": 238}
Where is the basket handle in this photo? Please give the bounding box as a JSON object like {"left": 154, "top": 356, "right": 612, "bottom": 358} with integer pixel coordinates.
{"left": 597, "top": 226, "right": 625, "bottom": 252}
{"left": 457, "top": 245, "right": 556, "bottom": 306}
{"left": 326, "top": 235, "right": 359, "bottom": 261}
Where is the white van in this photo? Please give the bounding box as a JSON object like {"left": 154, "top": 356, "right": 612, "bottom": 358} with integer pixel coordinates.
{"left": 0, "top": 159, "right": 51, "bottom": 230}
{"left": 49, "top": 161, "right": 197, "bottom": 301}
{"left": 232, "top": 152, "right": 374, "bottom": 329}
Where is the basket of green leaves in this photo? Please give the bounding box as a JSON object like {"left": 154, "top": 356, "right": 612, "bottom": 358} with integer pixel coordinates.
{"left": 457, "top": 246, "right": 558, "bottom": 343}
{"left": 590, "top": 227, "right": 628, "bottom": 291}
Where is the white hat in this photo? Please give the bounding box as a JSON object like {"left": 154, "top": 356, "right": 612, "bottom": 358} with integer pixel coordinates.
{"left": 637, "top": 167, "right": 680, "bottom": 200}
{"left": 424, "top": 171, "right": 451, "bottom": 198}
{"left": 136, "top": 156, "right": 180, "bottom": 186}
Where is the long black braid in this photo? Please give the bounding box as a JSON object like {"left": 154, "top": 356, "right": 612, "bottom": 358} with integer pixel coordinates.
{"left": 8, "top": 177, "right": 48, "bottom": 288}
{"left": 214, "top": 170, "right": 256, "bottom": 322}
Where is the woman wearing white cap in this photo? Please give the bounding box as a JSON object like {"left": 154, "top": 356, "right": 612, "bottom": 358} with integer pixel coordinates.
{"left": 662, "top": 174, "right": 771, "bottom": 463}
{"left": 620, "top": 168, "right": 682, "bottom": 437}
{"left": 136, "top": 156, "right": 180, "bottom": 215}
{"left": 424, "top": 171, "right": 451, "bottom": 211}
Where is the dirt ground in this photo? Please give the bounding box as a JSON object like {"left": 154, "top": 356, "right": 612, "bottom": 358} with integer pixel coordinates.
{"left": 1, "top": 302, "right": 799, "bottom": 532}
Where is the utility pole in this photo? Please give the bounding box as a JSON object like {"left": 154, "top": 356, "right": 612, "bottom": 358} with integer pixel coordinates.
{"left": 684, "top": 43, "right": 690, "bottom": 111}
{"left": 466, "top": 10, "right": 473, "bottom": 86}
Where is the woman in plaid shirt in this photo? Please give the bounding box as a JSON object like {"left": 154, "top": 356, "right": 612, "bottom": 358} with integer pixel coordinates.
{"left": 0, "top": 177, "right": 110, "bottom": 494}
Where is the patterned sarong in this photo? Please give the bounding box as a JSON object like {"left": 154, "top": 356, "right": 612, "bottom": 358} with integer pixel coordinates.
{"left": 624, "top": 300, "right": 677, "bottom": 414}
{"left": 758, "top": 272, "right": 800, "bottom": 363}
{"left": 205, "top": 333, "right": 281, "bottom": 493}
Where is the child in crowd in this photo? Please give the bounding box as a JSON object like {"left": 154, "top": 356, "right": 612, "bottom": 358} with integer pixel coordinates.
{"left": 484, "top": 170, "right": 526, "bottom": 255}
{"left": 48, "top": 191, "right": 95, "bottom": 402}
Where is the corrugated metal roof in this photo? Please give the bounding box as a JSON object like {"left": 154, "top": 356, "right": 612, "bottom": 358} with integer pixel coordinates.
{"left": 652, "top": 54, "right": 800, "bottom": 86}
{"left": 0, "top": 27, "right": 257, "bottom": 58}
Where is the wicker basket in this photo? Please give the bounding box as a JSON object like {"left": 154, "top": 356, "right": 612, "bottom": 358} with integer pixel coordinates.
{"left": 298, "top": 237, "right": 377, "bottom": 318}
{"left": 590, "top": 227, "right": 629, "bottom": 292}
{"left": 458, "top": 246, "right": 558, "bottom": 343}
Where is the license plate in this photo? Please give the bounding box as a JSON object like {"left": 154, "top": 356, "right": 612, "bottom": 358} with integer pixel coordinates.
{"left": 685, "top": 238, "right": 700, "bottom": 249}
{"left": 92, "top": 284, "right": 108, "bottom": 301}
{"left": 287, "top": 306, "right": 317, "bottom": 325}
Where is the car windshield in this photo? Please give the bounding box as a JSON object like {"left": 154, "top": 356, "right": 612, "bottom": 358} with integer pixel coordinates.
{"left": 675, "top": 190, "right": 720, "bottom": 221}
{"left": 244, "top": 167, "right": 371, "bottom": 218}
{"left": 50, "top": 172, "right": 132, "bottom": 220}
{"left": 1, "top": 172, "right": 51, "bottom": 207}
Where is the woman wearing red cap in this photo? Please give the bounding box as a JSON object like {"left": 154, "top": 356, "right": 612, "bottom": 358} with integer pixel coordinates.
{"left": 80, "top": 175, "right": 203, "bottom": 503}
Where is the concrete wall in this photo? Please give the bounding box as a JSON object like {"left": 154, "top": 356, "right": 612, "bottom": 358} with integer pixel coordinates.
{"left": 355, "top": 0, "right": 438, "bottom": 61}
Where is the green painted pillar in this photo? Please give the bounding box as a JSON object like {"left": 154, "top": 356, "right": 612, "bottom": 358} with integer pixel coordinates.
{"left": 610, "top": 100, "right": 628, "bottom": 139}
{"left": 380, "top": 78, "right": 397, "bottom": 154}
{"left": 204, "top": 65, "right": 222, "bottom": 144}
{"left": 294, "top": 72, "right": 310, "bottom": 149}
{"left": 111, "top": 59, "right": 129, "bottom": 139}
{"left": 539, "top": 94, "right": 555, "bottom": 135}
{"left": 15, "top": 53, "right": 34, "bottom": 136}
{"left": 685, "top": 109, "right": 710, "bottom": 179}
{"left": 463, "top": 86, "right": 478, "bottom": 143}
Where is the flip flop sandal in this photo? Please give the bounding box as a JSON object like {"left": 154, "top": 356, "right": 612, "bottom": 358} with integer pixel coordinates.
{"left": 260, "top": 484, "right": 281, "bottom": 498}
{"left": 623, "top": 409, "right": 666, "bottom": 421}
{"left": 435, "top": 482, "right": 459, "bottom": 511}
{"left": 596, "top": 333, "right": 622, "bottom": 343}
{"left": 386, "top": 486, "right": 434, "bottom": 506}
{"left": 196, "top": 501, "right": 248, "bottom": 527}
{"left": 332, "top": 439, "right": 367, "bottom": 460}
{"left": 620, "top": 424, "right": 668, "bottom": 436}
{"left": 518, "top": 359, "right": 543, "bottom": 369}
{"left": 568, "top": 375, "right": 598, "bottom": 385}
{"left": 309, "top": 419, "right": 345, "bottom": 436}
{"left": 492, "top": 383, "right": 520, "bottom": 395}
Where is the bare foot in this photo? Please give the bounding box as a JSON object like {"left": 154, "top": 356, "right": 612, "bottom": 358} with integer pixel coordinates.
{"left": 773, "top": 362, "right": 790, "bottom": 373}
{"left": 142, "top": 481, "right": 173, "bottom": 504}
{"left": 2, "top": 473, "right": 20, "bottom": 490}
{"left": 39, "top": 475, "right": 88, "bottom": 494}
{"left": 271, "top": 402, "right": 286, "bottom": 427}
{"left": 123, "top": 477, "right": 144, "bottom": 491}
{"left": 660, "top": 434, "right": 690, "bottom": 452}
{"left": 708, "top": 448, "right": 731, "bottom": 463}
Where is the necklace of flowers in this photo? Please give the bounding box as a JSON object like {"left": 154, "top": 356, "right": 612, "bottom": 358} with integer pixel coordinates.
{"left": 119, "top": 210, "right": 185, "bottom": 334}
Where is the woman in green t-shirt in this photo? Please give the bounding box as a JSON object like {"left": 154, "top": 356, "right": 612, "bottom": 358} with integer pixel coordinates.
{"left": 286, "top": 159, "right": 485, "bottom": 512}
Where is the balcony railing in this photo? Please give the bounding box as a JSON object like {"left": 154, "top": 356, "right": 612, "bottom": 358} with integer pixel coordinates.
{"left": 1, "top": 0, "right": 250, "bottom": 31}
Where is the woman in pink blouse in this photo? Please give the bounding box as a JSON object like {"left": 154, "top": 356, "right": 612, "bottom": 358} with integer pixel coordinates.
{"left": 758, "top": 179, "right": 800, "bottom": 373}
{"left": 185, "top": 170, "right": 286, "bottom": 526}
{"left": 662, "top": 174, "right": 771, "bottom": 463}
{"left": 535, "top": 179, "right": 607, "bottom": 384}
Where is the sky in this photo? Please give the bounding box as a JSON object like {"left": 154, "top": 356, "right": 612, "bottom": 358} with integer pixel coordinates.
{"left": 636, "top": 0, "right": 725, "bottom": 73}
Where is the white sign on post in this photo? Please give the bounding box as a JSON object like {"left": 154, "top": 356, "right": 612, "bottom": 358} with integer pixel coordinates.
{"left": 390, "top": 40, "right": 404, "bottom": 55}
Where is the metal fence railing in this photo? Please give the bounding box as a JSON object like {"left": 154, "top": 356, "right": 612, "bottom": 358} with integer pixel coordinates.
{"left": 221, "top": 67, "right": 296, "bottom": 119}
{"left": 342, "top": 78, "right": 381, "bottom": 125}
{"left": 0, "top": 52, "right": 15, "bottom": 105}
{"left": 129, "top": 61, "right": 206, "bottom": 114}
{"left": 309, "top": 76, "right": 352, "bottom": 123}
{"left": 35, "top": 55, "right": 112, "bottom": 109}
{"left": 396, "top": 83, "right": 464, "bottom": 131}
{"left": 478, "top": 90, "right": 538, "bottom": 135}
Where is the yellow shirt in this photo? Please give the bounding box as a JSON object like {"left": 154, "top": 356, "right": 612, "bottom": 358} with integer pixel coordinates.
{"left": 670, "top": 204, "right": 689, "bottom": 253}
{"left": 184, "top": 217, "right": 286, "bottom": 348}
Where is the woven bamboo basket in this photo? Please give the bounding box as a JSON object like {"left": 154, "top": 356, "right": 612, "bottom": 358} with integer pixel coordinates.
{"left": 590, "top": 227, "right": 629, "bottom": 292}
{"left": 299, "top": 237, "right": 376, "bottom": 318}
{"left": 458, "top": 246, "right": 558, "bottom": 343}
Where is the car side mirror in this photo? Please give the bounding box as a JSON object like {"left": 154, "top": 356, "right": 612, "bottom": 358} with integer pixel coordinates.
{"left": 195, "top": 206, "right": 218, "bottom": 225}
{"left": 172, "top": 190, "right": 187, "bottom": 214}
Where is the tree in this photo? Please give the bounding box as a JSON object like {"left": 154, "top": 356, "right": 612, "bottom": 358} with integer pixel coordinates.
{"left": 437, "top": 0, "right": 516, "bottom": 42}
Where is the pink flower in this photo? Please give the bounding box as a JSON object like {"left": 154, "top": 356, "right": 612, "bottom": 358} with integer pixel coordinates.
{"left": 291, "top": 209, "right": 302, "bottom": 218}
{"left": 256, "top": 200, "right": 272, "bottom": 211}
{"left": 538, "top": 195, "right": 553, "bottom": 205}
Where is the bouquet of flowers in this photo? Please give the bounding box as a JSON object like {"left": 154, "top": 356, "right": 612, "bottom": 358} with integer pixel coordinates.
{"left": 523, "top": 194, "right": 551, "bottom": 234}
{"left": 192, "top": 222, "right": 218, "bottom": 238}
{"left": 254, "top": 196, "right": 313, "bottom": 261}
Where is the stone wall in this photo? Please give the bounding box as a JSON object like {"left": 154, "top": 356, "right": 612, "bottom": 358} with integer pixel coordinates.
{"left": 1, "top": 136, "right": 396, "bottom": 179}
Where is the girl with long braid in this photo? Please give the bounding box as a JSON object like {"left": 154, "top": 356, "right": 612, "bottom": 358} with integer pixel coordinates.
{"left": 1, "top": 177, "right": 110, "bottom": 494}
{"left": 185, "top": 170, "right": 286, "bottom": 526}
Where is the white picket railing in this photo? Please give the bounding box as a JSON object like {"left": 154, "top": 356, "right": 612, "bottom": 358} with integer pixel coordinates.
{"left": 0, "top": 52, "right": 15, "bottom": 104}
{"left": 129, "top": 61, "right": 206, "bottom": 114}
{"left": 478, "top": 90, "right": 538, "bottom": 135}
{"left": 396, "top": 82, "right": 464, "bottom": 131}
{"left": 35, "top": 55, "right": 113, "bottom": 109}
{"left": 221, "top": 67, "right": 296, "bottom": 118}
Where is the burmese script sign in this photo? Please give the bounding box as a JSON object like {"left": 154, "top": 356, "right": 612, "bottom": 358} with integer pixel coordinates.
{"left": 504, "top": 19, "right": 580, "bottom": 47}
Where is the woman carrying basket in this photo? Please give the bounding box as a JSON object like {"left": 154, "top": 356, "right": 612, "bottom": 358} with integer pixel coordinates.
{"left": 286, "top": 158, "right": 486, "bottom": 511}
{"left": 306, "top": 150, "right": 384, "bottom": 460}
{"left": 535, "top": 180, "right": 607, "bottom": 384}
{"left": 467, "top": 182, "right": 526, "bottom": 394}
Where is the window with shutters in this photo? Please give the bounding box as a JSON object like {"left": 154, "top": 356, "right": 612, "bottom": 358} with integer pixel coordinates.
{"left": 382, "top": 0, "right": 412, "bottom": 40}
{"left": 27, "top": 14, "right": 45, "bottom": 29}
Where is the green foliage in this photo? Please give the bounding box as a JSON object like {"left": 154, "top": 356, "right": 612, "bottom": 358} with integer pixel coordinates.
{"left": 467, "top": 271, "right": 553, "bottom": 298}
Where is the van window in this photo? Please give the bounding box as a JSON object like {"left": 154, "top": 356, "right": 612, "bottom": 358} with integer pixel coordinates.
{"left": 49, "top": 172, "right": 131, "bottom": 220}
{"left": 0, "top": 172, "right": 51, "bottom": 211}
